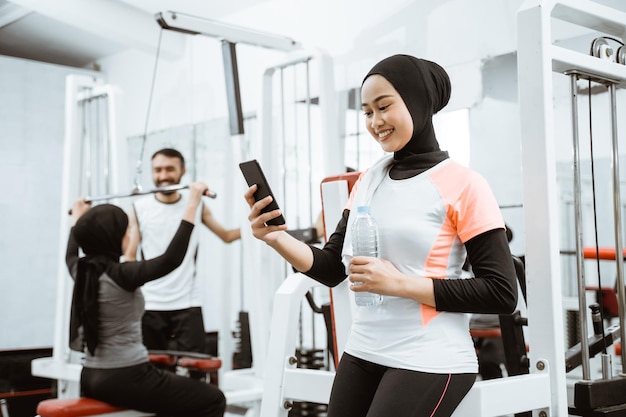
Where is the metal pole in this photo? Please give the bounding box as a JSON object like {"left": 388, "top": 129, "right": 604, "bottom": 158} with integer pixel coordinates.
{"left": 83, "top": 96, "right": 92, "bottom": 196}
{"left": 0, "top": 398, "right": 8, "bottom": 417}
{"left": 293, "top": 64, "right": 301, "bottom": 229}
{"left": 305, "top": 60, "right": 313, "bottom": 227}
{"left": 303, "top": 60, "right": 316, "bottom": 350}
{"left": 221, "top": 41, "right": 244, "bottom": 136}
{"left": 608, "top": 82, "right": 626, "bottom": 374}
{"left": 280, "top": 67, "right": 287, "bottom": 218}
{"left": 569, "top": 73, "right": 591, "bottom": 380}
{"left": 103, "top": 95, "right": 111, "bottom": 196}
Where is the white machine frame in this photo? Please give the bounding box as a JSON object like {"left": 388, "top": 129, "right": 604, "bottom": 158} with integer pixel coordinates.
{"left": 259, "top": 178, "right": 552, "bottom": 417}
{"left": 32, "top": 74, "right": 126, "bottom": 399}
{"left": 31, "top": 21, "right": 340, "bottom": 417}
{"left": 518, "top": 0, "right": 626, "bottom": 414}
{"left": 244, "top": 46, "right": 341, "bottom": 371}
{"left": 156, "top": 11, "right": 301, "bottom": 52}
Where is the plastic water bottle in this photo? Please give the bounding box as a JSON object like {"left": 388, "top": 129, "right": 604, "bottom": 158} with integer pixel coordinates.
{"left": 351, "top": 206, "right": 383, "bottom": 306}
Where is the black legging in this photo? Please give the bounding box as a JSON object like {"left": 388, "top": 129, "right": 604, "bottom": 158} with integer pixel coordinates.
{"left": 142, "top": 307, "right": 208, "bottom": 380}
{"left": 327, "top": 353, "right": 475, "bottom": 417}
{"left": 81, "top": 362, "right": 225, "bottom": 417}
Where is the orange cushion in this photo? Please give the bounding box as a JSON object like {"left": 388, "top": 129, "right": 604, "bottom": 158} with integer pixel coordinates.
{"left": 177, "top": 357, "right": 222, "bottom": 371}
{"left": 585, "top": 286, "right": 619, "bottom": 318}
{"left": 37, "top": 398, "right": 124, "bottom": 417}
{"left": 148, "top": 354, "right": 177, "bottom": 366}
{"left": 470, "top": 328, "right": 502, "bottom": 338}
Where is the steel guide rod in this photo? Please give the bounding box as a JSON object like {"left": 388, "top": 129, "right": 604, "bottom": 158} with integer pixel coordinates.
{"left": 568, "top": 71, "right": 591, "bottom": 380}
{"left": 565, "top": 69, "right": 626, "bottom": 376}
{"left": 516, "top": 2, "right": 626, "bottom": 414}
{"left": 608, "top": 81, "right": 626, "bottom": 374}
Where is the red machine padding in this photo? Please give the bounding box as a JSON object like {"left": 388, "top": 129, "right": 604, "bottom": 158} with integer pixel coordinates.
{"left": 616, "top": 342, "right": 622, "bottom": 356}
{"left": 320, "top": 171, "right": 363, "bottom": 370}
{"left": 37, "top": 397, "right": 125, "bottom": 417}
{"left": 583, "top": 247, "right": 626, "bottom": 260}
{"left": 469, "top": 328, "right": 502, "bottom": 338}
{"left": 147, "top": 350, "right": 222, "bottom": 371}
{"left": 177, "top": 357, "right": 222, "bottom": 371}
{"left": 0, "top": 388, "right": 53, "bottom": 399}
{"left": 148, "top": 354, "right": 177, "bottom": 366}
{"left": 585, "top": 287, "right": 620, "bottom": 318}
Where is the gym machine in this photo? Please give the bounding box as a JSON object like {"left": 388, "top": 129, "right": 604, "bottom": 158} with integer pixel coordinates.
{"left": 518, "top": 0, "right": 626, "bottom": 415}
{"left": 30, "top": 12, "right": 338, "bottom": 417}
{"left": 155, "top": 12, "right": 340, "bottom": 415}
{"left": 31, "top": 75, "right": 126, "bottom": 399}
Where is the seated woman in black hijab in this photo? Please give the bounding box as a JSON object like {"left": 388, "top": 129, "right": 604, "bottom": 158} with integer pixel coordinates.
{"left": 67, "top": 182, "right": 225, "bottom": 417}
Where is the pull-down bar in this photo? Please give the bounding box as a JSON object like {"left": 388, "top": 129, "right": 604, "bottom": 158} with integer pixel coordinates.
{"left": 155, "top": 11, "right": 302, "bottom": 137}
{"left": 83, "top": 184, "right": 217, "bottom": 202}
{"left": 155, "top": 11, "right": 300, "bottom": 52}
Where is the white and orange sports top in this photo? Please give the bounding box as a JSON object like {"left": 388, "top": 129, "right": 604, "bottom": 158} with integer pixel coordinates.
{"left": 341, "top": 156, "right": 505, "bottom": 373}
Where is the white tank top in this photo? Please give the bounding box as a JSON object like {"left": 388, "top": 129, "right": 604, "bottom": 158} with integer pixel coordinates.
{"left": 133, "top": 192, "right": 203, "bottom": 310}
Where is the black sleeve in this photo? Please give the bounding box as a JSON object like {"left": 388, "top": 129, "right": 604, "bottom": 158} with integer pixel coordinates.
{"left": 432, "top": 228, "right": 518, "bottom": 314}
{"left": 302, "top": 209, "right": 349, "bottom": 287}
{"left": 110, "top": 220, "right": 195, "bottom": 291}
{"left": 65, "top": 229, "right": 80, "bottom": 281}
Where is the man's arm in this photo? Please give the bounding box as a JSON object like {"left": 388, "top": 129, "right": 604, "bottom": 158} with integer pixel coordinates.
{"left": 124, "top": 205, "right": 141, "bottom": 261}
{"left": 201, "top": 204, "right": 240, "bottom": 243}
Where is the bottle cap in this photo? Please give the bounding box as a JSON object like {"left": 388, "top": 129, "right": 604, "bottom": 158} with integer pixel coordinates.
{"left": 357, "top": 205, "right": 370, "bottom": 214}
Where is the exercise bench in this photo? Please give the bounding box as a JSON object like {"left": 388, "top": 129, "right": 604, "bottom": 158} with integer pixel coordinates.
{"left": 36, "top": 397, "right": 152, "bottom": 417}
{"left": 148, "top": 350, "right": 222, "bottom": 385}
{"left": 36, "top": 352, "right": 222, "bottom": 417}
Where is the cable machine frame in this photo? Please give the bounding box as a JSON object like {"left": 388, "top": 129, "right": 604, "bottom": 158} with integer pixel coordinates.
{"left": 155, "top": 11, "right": 341, "bottom": 411}
{"left": 518, "top": 0, "right": 626, "bottom": 415}
{"left": 31, "top": 75, "right": 126, "bottom": 398}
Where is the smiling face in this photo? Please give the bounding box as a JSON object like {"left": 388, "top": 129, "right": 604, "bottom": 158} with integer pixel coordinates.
{"left": 151, "top": 153, "right": 185, "bottom": 188}
{"left": 361, "top": 74, "right": 414, "bottom": 154}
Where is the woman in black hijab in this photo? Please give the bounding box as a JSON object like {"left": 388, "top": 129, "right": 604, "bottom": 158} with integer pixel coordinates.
{"left": 67, "top": 182, "right": 225, "bottom": 417}
{"left": 244, "top": 54, "right": 516, "bottom": 416}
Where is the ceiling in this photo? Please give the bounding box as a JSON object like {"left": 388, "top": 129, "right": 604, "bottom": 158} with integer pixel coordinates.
{"left": 0, "top": 1, "right": 115, "bottom": 67}
{"left": 0, "top": 0, "right": 269, "bottom": 68}
{"left": 1, "top": 0, "right": 625, "bottom": 70}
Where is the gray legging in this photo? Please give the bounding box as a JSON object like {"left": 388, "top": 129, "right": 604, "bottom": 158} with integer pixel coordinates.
{"left": 81, "top": 362, "right": 225, "bottom": 417}
{"left": 326, "top": 353, "right": 476, "bottom": 417}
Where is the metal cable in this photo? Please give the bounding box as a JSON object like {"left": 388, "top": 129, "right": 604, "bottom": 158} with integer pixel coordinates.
{"left": 608, "top": 82, "right": 626, "bottom": 372}
{"left": 134, "top": 28, "right": 164, "bottom": 190}
{"left": 586, "top": 78, "right": 608, "bottom": 353}
{"left": 569, "top": 73, "right": 591, "bottom": 379}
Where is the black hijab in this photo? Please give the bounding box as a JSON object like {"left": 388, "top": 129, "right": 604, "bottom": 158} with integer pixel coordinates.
{"left": 363, "top": 54, "right": 451, "bottom": 179}
{"left": 69, "top": 204, "right": 128, "bottom": 354}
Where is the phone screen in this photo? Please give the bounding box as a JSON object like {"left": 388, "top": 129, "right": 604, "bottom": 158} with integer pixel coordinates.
{"left": 239, "top": 159, "right": 286, "bottom": 226}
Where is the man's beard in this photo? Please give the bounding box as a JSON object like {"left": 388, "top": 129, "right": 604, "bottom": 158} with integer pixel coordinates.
{"left": 156, "top": 180, "right": 180, "bottom": 195}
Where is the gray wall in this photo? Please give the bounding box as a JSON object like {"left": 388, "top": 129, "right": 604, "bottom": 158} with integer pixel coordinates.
{"left": 0, "top": 55, "right": 96, "bottom": 349}
{"left": 470, "top": 53, "right": 525, "bottom": 256}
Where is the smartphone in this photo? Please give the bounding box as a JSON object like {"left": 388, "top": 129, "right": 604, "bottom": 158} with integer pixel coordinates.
{"left": 239, "top": 159, "right": 286, "bottom": 226}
